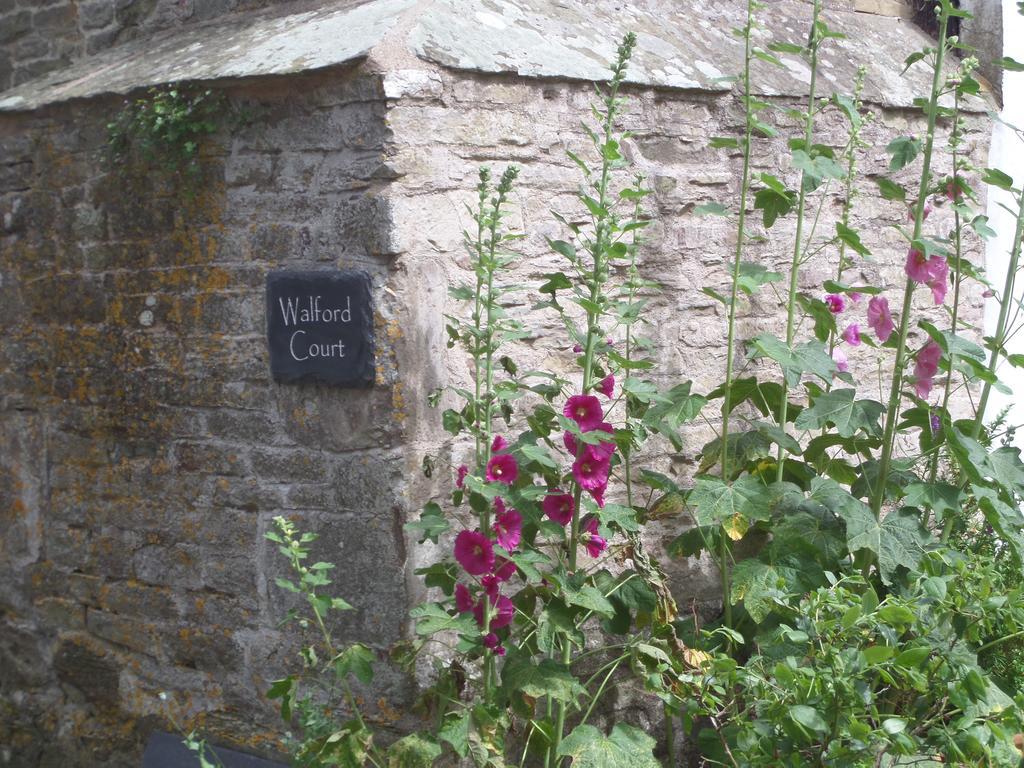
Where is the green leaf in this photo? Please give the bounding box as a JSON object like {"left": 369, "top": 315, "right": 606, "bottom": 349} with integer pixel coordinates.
{"left": 876, "top": 509, "right": 932, "bottom": 584}
{"left": 999, "top": 56, "right": 1024, "bottom": 72}
{"left": 836, "top": 222, "right": 871, "bottom": 257}
{"left": 875, "top": 177, "right": 907, "bottom": 202}
{"left": 691, "top": 475, "right": 772, "bottom": 527}
{"left": 642, "top": 381, "right": 707, "bottom": 450}
{"left": 503, "top": 655, "right": 585, "bottom": 703}
{"left": 539, "top": 271, "right": 572, "bottom": 294}
{"left": 437, "top": 713, "right": 470, "bottom": 758}
{"left": 972, "top": 484, "right": 1024, "bottom": 562}
{"left": 519, "top": 442, "right": 558, "bottom": 469}
{"left": 556, "top": 724, "right": 660, "bottom": 768}
{"left": 754, "top": 174, "right": 796, "bottom": 227}
{"left": 790, "top": 705, "right": 829, "bottom": 733}
{"left": 902, "top": 482, "right": 964, "bottom": 517}
{"left": 886, "top": 136, "right": 921, "bottom": 171}
{"left": 267, "top": 676, "right": 296, "bottom": 721}
{"left": 736, "top": 261, "right": 784, "bottom": 294}
{"left": 563, "top": 583, "right": 616, "bottom": 618}
{"left": 749, "top": 334, "right": 837, "bottom": 387}
{"left": 731, "top": 559, "right": 786, "bottom": 622}
{"left": 791, "top": 148, "right": 845, "bottom": 192}
{"left": 769, "top": 41, "right": 806, "bottom": 54}
{"left": 334, "top": 643, "right": 375, "bottom": 685}
{"left": 694, "top": 202, "right": 729, "bottom": 216}
{"left": 405, "top": 502, "right": 449, "bottom": 544}
{"left": 386, "top": 734, "right": 441, "bottom": 768}
{"left": 410, "top": 604, "right": 477, "bottom": 636}
{"left": 793, "top": 389, "right": 884, "bottom": 438}
{"left": 709, "top": 137, "right": 740, "bottom": 149}
{"left": 863, "top": 644, "right": 895, "bottom": 665}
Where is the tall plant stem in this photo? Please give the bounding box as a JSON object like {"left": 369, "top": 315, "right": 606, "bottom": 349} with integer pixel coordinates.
{"left": 871, "top": 4, "right": 950, "bottom": 520}
{"left": 717, "top": 0, "right": 759, "bottom": 634}
{"left": 775, "top": 0, "right": 822, "bottom": 482}
{"left": 549, "top": 38, "right": 634, "bottom": 768}
{"left": 971, "top": 186, "right": 1024, "bottom": 439}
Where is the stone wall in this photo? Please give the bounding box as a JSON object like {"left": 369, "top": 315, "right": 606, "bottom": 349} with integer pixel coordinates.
{"left": 0, "top": 66, "right": 438, "bottom": 765}
{"left": 0, "top": 0, "right": 316, "bottom": 91}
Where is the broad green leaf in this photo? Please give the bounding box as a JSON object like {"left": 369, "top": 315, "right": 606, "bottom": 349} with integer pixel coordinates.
{"left": 790, "top": 705, "right": 829, "bottom": 733}
{"left": 902, "top": 482, "right": 964, "bottom": 517}
{"left": 502, "top": 655, "right": 585, "bottom": 703}
{"left": 875, "top": 177, "right": 907, "bottom": 202}
{"left": 999, "top": 56, "right": 1024, "bottom": 72}
{"left": 983, "top": 167, "right": 1015, "bottom": 191}
{"left": 691, "top": 475, "right": 772, "bottom": 527}
{"left": 694, "top": 202, "right": 729, "bottom": 216}
{"left": 754, "top": 175, "right": 796, "bottom": 227}
{"left": 836, "top": 222, "right": 871, "bottom": 256}
{"left": 877, "top": 509, "right": 933, "bottom": 584}
{"left": 334, "top": 643, "right": 375, "bottom": 685}
{"left": 437, "top": 712, "right": 471, "bottom": 758}
{"left": 796, "top": 294, "right": 837, "bottom": 342}
{"left": 737, "top": 261, "right": 783, "bottom": 294}
{"left": 519, "top": 442, "right": 558, "bottom": 469}
{"left": 749, "top": 334, "right": 837, "bottom": 387}
{"left": 410, "top": 604, "right": 477, "bottom": 636}
{"left": 887, "top": 136, "right": 921, "bottom": 171}
{"left": 386, "top": 734, "right": 441, "bottom": 768}
{"left": 405, "top": 502, "right": 449, "bottom": 544}
{"left": 731, "top": 559, "right": 786, "bottom": 622}
{"left": 563, "top": 583, "right": 616, "bottom": 618}
{"left": 794, "top": 389, "right": 884, "bottom": 438}
{"left": 710, "top": 136, "right": 740, "bottom": 149}
{"left": 267, "top": 676, "right": 296, "bottom": 721}
{"left": 556, "top": 724, "right": 660, "bottom": 768}
{"left": 972, "top": 484, "right": 1024, "bottom": 561}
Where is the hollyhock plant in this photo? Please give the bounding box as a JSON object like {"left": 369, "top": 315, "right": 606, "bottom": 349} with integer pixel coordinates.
{"left": 454, "top": 530, "right": 495, "bottom": 575}
{"left": 485, "top": 453, "right": 518, "bottom": 485}
{"left": 563, "top": 394, "right": 604, "bottom": 432}
{"left": 825, "top": 293, "right": 846, "bottom": 314}
{"left": 493, "top": 507, "right": 522, "bottom": 551}
{"left": 867, "top": 296, "right": 895, "bottom": 343}
{"left": 542, "top": 491, "right": 574, "bottom": 526}
{"left": 598, "top": 374, "right": 615, "bottom": 398}
{"left": 581, "top": 516, "right": 608, "bottom": 558}
{"left": 842, "top": 324, "right": 861, "bottom": 346}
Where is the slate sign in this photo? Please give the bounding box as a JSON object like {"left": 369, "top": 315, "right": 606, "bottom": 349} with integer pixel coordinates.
{"left": 142, "top": 731, "right": 286, "bottom": 768}
{"left": 266, "top": 270, "right": 374, "bottom": 387}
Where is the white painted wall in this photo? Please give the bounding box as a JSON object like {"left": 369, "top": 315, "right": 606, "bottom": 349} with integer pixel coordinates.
{"left": 983, "top": 0, "right": 1024, "bottom": 439}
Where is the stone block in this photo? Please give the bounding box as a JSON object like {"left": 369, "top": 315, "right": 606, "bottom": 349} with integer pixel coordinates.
{"left": 79, "top": 0, "right": 115, "bottom": 29}
{"left": 0, "top": 11, "right": 30, "bottom": 43}
{"left": 53, "top": 633, "right": 122, "bottom": 707}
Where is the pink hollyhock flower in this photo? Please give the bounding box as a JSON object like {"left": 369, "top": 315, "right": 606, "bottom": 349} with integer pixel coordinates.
{"left": 832, "top": 347, "right": 849, "bottom": 374}
{"left": 494, "top": 497, "right": 505, "bottom": 515}
{"left": 605, "top": 337, "right": 614, "bottom": 346}
{"left": 483, "top": 633, "right": 506, "bottom": 656}
{"left": 486, "top": 453, "right": 518, "bottom": 485}
{"left": 590, "top": 484, "right": 606, "bottom": 508}
{"left": 825, "top": 293, "right": 846, "bottom": 314}
{"left": 983, "top": 288, "right": 995, "bottom": 298}
{"left": 493, "top": 555, "right": 516, "bottom": 582}
{"left": 455, "top": 465, "right": 468, "bottom": 489}
{"left": 905, "top": 248, "right": 931, "bottom": 283}
{"left": 474, "top": 594, "right": 514, "bottom": 629}
{"left": 849, "top": 291, "right": 862, "bottom": 304}
{"left": 598, "top": 374, "right": 615, "bottom": 399}
{"left": 480, "top": 574, "right": 501, "bottom": 600}
{"left": 946, "top": 179, "right": 961, "bottom": 201}
{"left": 581, "top": 516, "right": 608, "bottom": 558}
{"left": 491, "top": 435, "right": 508, "bottom": 453}
{"left": 564, "top": 394, "right": 604, "bottom": 431}
{"left": 455, "top": 583, "right": 473, "bottom": 613}
{"left": 842, "top": 324, "right": 861, "bottom": 346}
{"left": 927, "top": 257, "right": 949, "bottom": 305}
{"left": 912, "top": 340, "right": 942, "bottom": 399}
{"left": 867, "top": 296, "right": 895, "bottom": 343}
{"left": 563, "top": 422, "right": 615, "bottom": 458}
{"left": 542, "top": 491, "right": 574, "bottom": 526}
{"left": 493, "top": 507, "right": 522, "bottom": 551}
{"left": 454, "top": 530, "right": 495, "bottom": 576}
{"left": 572, "top": 445, "right": 611, "bottom": 492}
{"left": 572, "top": 343, "right": 583, "bottom": 354}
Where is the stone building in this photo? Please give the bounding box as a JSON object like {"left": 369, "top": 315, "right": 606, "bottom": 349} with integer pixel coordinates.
{"left": 0, "top": 0, "right": 1000, "bottom": 764}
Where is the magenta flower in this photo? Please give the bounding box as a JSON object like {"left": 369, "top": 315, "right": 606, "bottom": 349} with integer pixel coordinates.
{"left": 542, "top": 491, "right": 574, "bottom": 526}
{"left": 842, "top": 324, "right": 861, "bottom": 346}
{"left": 581, "top": 516, "right": 608, "bottom": 558}
{"left": 572, "top": 445, "right": 611, "bottom": 492}
{"left": 564, "top": 394, "right": 604, "bottom": 432}
{"left": 867, "top": 296, "right": 895, "bottom": 343}
{"left": 572, "top": 343, "right": 583, "bottom": 354}
{"left": 493, "top": 555, "right": 516, "bottom": 582}
{"left": 455, "top": 583, "right": 473, "bottom": 612}
{"left": 474, "top": 594, "right": 514, "bottom": 629}
{"left": 832, "top": 347, "right": 849, "bottom": 374}
{"left": 480, "top": 574, "right": 501, "bottom": 600}
{"left": 491, "top": 435, "right": 508, "bottom": 453}
{"left": 483, "top": 633, "right": 506, "bottom": 656}
{"left": 486, "top": 453, "right": 518, "bottom": 485}
{"left": 849, "top": 291, "right": 862, "bottom": 304}
{"left": 905, "top": 248, "right": 930, "bottom": 282}
{"left": 912, "top": 340, "right": 942, "bottom": 399}
{"left": 563, "top": 421, "right": 614, "bottom": 459}
{"left": 455, "top": 465, "right": 468, "bottom": 489}
{"left": 598, "top": 374, "right": 615, "bottom": 399}
{"left": 825, "top": 293, "right": 846, "bottom": 314}
{"left": 454, "top": 530, "right": 495, "bottom": 575}
{"left": 930, "top": 411, "right": 941, "bottom": 436}
{"left": 493, "top": 507, "right": 522, "bottom": 551}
